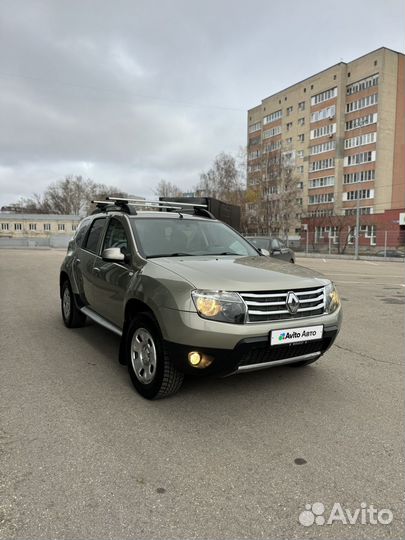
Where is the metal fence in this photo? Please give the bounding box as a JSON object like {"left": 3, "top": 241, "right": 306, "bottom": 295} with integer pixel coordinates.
{"left": 294, "top": 229, "right": 405, "bottom": 258}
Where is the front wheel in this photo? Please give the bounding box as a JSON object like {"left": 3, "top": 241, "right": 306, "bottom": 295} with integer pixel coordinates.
{"left": 125, "top": 314, "right": 184, "bottom": 399}
{"left": 61, "top": 279, "right": 86, "bottom": 328}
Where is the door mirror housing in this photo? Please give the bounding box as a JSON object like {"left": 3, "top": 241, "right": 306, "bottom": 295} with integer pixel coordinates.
{"left": 258, "top": 248, "right": 270, "bottom": 257}
{"left": 101, "top": 247, "right": 125, "bottom": 262}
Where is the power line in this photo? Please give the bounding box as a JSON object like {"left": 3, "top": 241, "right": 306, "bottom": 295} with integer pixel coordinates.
{"left": 0, "top": 72, "right": 245, "bottom": 112}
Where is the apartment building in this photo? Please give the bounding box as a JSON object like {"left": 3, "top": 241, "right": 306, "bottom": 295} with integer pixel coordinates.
{"left": 247, "top": 47, "right": 405, "bottom": 247}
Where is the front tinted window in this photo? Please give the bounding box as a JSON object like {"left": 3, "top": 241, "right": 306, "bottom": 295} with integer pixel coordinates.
{"left": 103, "top": 219, "right": 129, "bottom": 252}
{"left": 83, "top": 218, "right": 106, "bottom": 253}
{"left": 131, "top": 218, "right": 258, "bottom": 258}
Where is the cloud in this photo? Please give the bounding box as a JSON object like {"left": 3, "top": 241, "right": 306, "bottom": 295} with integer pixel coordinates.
{"left": 0, "top": 0, "right": 404, "bottom": 206}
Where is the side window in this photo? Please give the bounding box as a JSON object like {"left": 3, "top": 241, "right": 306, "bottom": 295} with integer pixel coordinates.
{"left": 102, "top": 219, "right": 129, "bottom": 253}
{"left": 83, "top": 218, "right": 106, "bottom": 253}
{"left": 74, "top": 218, "right": 91, "bottom": 247}
{"left": 271, "top": 238, "right": 280, "bottom": 251}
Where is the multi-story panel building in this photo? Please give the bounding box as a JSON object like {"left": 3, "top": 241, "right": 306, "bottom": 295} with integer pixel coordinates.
{"left": 247, "top": 47, "right": 405, "bottom": 247}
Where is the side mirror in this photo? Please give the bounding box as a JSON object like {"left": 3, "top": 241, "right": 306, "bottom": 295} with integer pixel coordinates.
{"left": 101, "top": 247, "right": 125, "bottom": 262}
{"left": 258, "top": 248, "right": 270, "bottom": 256}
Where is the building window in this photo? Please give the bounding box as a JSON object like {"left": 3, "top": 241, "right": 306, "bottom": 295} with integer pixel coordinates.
{"left": 346, "top": 93, "right": 378, "bottom": 113}
{"left": 344, "top": 132, "right": 377, "bottom": 149}
{"left": 262, "top": 125, "right": 282, "bottom": 139}
{"left": 345, "top": 113, "right": 378, "bottom": 131}
{"left": 248, "top": 150, "right": 261, "bottom": 161}
{"left": 297, "top": 150, "right": 304, "bottom": 158}
{"left": 29, "top": 223, "right": 37, "bottom": 231}
{"left": 344, "top": 151, "right": 376, "bottom": 166}
{"left": 58, "top": 224, "right": 65, "bottom": 231}
{"left": 310, "top": 140, "right": 336, "bottom": 155}
{"left": 344, "top": 207, "right": 373, "bottom": 216}
{"left": 343, "top": 170, "right": 375, "bottom": 184}
{"left": 286, "top": 122, "right": 293, "bottom": 131}
{"left": 309, "top": 176, "right": 335, "bottom": 189}
{"left": 343, "top": 189, "right": 374, "bottom": 201}
{"left": 44, "top": 223, "right": 51, "bottom": 231}
{"left": 298, "top": 117, "right": 305, "bottom": 126}
{"left": 248, "top": 121, "right": 261, "bottom": 133}
{"left": 263, "top": 110, "right": 282, "bottom": 125}
{"left": 346, "top": 74, "right": 379, "bottom": 95}
{"left": 309, "top": 193, "right": 335, "bottom": 205}
{"left": 297, "top": 181, "right": 304, "bottom": 189}
{"left": 1, "top": 223, "right": 9, "bottom": 230}
{"left": 72, "top": 224, "right": 77, "bottom": 231}
{"left": 14, "top": 223, "right": 22, "bottom": 231}
{"left": 310, "top": 123, "right": 336, "bottom": 139}
{"left": 311, "top": 105, "right": 336, "bottom": 123}
{"left": 298, "top": 101, "right": 306, "bottom": 111}
{"left": 286, "top": 106, "right": 293, "bottom": 115}
{"left": 309, "top": 158, "right": 335, "bottom": 172}
{"left": 285, "top": 137, "right": 293, "bottom": 144}
{"left": 263, "top": 140, "right": 282, "bottom": 153}
{"left": 297, "top": 165, "right": 304, "bottom": 174}
{"left": 311, "top": 87, "right": 337, "bottom": 106}
{"left": 298, "top": 133, "right": 305, "bottom": 142}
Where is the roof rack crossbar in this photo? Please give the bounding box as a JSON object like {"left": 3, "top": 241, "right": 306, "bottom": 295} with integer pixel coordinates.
{"left": 106, "top": 196, "right": 207, "bottom": 208}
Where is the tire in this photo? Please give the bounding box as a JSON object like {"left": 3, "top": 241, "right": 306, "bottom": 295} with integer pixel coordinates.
{"left": 290, "top": 259, "right": 295, "bottom": 264}
{"left": 126, "top": 314, "right": 184, "bottom": 399}
{"left": 61, "top": 279, "right": 87, "bottom": 328}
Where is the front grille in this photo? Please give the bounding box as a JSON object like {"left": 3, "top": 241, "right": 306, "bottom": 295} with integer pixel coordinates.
{"left": 238, "top": 338, "right": 331, "bottom": 367}
{"left": 240, "top": 286, "right": 325, "bottom": 323}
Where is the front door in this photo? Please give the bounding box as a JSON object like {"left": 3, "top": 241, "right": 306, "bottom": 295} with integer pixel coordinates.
{"left": 91, "top": 217, "right": 135, "bottom": 327}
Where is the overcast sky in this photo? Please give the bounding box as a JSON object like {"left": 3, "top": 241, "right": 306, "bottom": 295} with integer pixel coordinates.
{"left": 0, "top": 0, "right": 404, "bottom": 207}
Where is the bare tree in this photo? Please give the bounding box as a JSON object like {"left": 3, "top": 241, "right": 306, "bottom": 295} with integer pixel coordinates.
{"left": 196, "top": 151, "right": 248, "bottom": 229}
{"left": 7, "top": 176, "right": 124, "bottom": 216}
{"left": 248, "top": 147, "right": 301, "bottom": 239}
{"left": 196, "top": 152, "right": 244, "bottom": 202}
{"left": 154, "top": 180, "right": 183, "bottom": 198}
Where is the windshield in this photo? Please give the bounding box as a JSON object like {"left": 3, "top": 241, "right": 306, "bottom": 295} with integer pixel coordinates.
{"left": 131, "top": 218, "right": 259, "bottom": 258}
{"left": 246, "top": 237, "right": 269, "bottom": 250}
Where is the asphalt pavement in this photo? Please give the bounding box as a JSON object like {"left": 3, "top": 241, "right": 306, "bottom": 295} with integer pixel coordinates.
{"left": 0, "top": 250, "right": 403, "bottom": 539}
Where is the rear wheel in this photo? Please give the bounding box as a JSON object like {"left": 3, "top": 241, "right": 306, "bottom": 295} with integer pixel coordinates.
{"left": 61, "top": 279, "right": 86, "bottom": 328}
{"left": 126, "top": 314, "right": 184, "bottom": 399}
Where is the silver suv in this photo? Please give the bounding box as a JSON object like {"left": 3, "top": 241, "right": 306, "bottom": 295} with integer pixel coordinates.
{"left": 60, "top": 198, "right": 342, "bottom": 399}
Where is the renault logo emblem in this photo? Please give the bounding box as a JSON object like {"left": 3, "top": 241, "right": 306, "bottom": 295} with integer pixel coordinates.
{"left": 286, "top": 291, "right": 300, "bottom": 314}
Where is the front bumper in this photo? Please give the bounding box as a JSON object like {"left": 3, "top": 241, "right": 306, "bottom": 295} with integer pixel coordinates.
{"left": 164, "top": 324, "right": 339, "bottom": 377}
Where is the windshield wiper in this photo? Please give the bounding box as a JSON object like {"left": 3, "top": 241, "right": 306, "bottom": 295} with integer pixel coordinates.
{"left": 203, "top": 252, "right": 241, "bottom": 256}
{"left": 146, "top": 252, "right": 194, "bottom": 259}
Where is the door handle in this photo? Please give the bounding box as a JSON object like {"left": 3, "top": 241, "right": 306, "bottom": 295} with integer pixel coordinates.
{"left": 74, "top": 258, "right": 81, "bottom": 265}
{"left": 93, "top": 267, "right": 101, "bottom": 274}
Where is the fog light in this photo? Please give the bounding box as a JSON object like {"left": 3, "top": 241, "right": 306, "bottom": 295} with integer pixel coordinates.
{"left": 188, "top": 351, "right": 202, "bottom": 366}
{"left": 188, "top": 351, "right": 214, "bottom": 369}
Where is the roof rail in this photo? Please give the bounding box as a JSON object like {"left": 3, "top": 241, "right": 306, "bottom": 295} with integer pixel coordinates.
{"left": 106, "top": 196, "right": 207, "bottom": 208}
{"left": 90, "top": 197, "right": 214, "bottom": 220}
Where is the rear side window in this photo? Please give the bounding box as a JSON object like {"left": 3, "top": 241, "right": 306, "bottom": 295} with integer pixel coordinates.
{"left": 73, "top": 218, "right": 92, "bottom": 247}
{"left": 83, "top": 218, "right": 106, "bottom": 253}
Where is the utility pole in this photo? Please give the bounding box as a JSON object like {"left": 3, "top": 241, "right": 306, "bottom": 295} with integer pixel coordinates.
{"left": 354, "top": 193, "right": 360, "bottom": 260}
{"left": 353, "top": 118, "right": 364, "bottom": 261}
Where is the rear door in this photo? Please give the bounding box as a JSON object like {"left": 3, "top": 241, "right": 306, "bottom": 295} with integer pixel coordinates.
{"left": 74, "top": 217, "right": 107, "bottom": 306}
{"left": 91, "top": 216, "right": 135, "bottom": 327}
{"left": 271, "top": 238, "right": 291, "bottom": 261}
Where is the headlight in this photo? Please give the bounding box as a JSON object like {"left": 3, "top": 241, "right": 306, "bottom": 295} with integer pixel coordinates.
{"left": 191, "top": 290, "right": 247, "bottom": 324}
{"left": 325, "top": 282, "right": 340, "bottom": 314}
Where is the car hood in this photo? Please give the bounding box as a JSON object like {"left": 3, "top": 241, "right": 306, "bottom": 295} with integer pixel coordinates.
{"left": 150, "top": 255, "right": 329, "bottom": 291}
